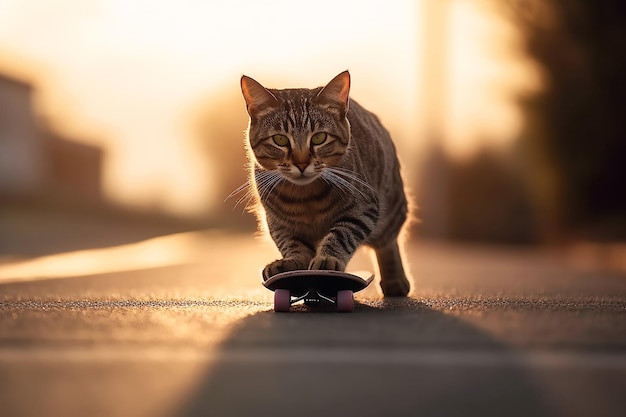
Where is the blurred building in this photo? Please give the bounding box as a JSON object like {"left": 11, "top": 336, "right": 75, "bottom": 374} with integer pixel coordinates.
{"left": 0, "top": 72, "right": 103, "bottom": 205}
{"left": 0, "top": 73, "right": 43, "bottom": 196}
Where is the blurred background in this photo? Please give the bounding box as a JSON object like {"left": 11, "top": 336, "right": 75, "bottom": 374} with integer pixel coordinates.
{"left": 1, "top": 0, "right": 625, "bottom": 262}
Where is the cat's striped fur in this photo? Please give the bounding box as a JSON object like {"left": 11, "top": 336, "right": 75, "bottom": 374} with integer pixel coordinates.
{"left": 240, "top": 71, "right": 411, "bottom": 296}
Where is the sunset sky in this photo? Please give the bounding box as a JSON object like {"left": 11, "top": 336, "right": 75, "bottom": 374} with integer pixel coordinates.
{"left": 0, "top": 0, "right": 540, "bottom": 216}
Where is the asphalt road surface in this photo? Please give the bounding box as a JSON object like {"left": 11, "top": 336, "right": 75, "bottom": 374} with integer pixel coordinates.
{"left": 1, "top": 228, "right": 625, "bottom": 417}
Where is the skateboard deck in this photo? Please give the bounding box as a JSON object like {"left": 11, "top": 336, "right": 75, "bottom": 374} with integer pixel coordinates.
{"left": 263, "top": 270, "right": 374, "bottom": 312}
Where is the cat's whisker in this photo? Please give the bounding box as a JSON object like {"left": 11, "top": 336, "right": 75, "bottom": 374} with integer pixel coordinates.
{"left": 225, "top": 181, "right": 256, "bottom": 214}
{"left": 327, "top": 167, "right": 375, "bottom": 193}
{"left": 226, "top": 170, "right": 283, "bottom": 214}
{"left": 322, "top": 169, "right": 371, "bottom": 200}
{"left": 326, "top": 174, "right": 356, "bottom": 202}
{"left": 234, "top": 189, "right": 256, "bottom": 212}
{"left": 255, "top": 170, "right": 284, "bottom": 203}
{"left": 224, "top": 181, "right": 251, "bottom": 203}
{"left": 266, "top": 177, "right": 284, "bottom": 198}
{"left": 323, "top": 176, "right": 356, "bottom": 204}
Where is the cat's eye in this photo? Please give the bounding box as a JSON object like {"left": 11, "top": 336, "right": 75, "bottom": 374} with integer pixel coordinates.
{"left": 311, "top": 132, "right": 327, "bottom": 146}
{"left": 272, "top": 134, "right": 289, "bottom": 146}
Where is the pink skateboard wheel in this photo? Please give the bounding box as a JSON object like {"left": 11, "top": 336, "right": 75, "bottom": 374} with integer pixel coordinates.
{"left": 274, "top": 289, "right": 291, "bottom": 312}
{"left": 336, "top": 290, "right": 354, "bottom": 312}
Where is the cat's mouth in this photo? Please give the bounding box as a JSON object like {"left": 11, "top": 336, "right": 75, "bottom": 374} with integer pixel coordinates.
{"left": 279, "top": 164, "right": 322, "bottom": 185}
{"left": 286, "top": 173, "right": 319, "bottom": 186}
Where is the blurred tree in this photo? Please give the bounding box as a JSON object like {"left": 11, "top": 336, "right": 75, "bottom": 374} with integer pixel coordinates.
{"left": 508, "top": 0, "right": 626, "bottom": 241}
{"left": 447, "top": 149, "right": 537, "bottom": 243}
{"left": 417, "top": 144, "right": 537, "bottom": 244}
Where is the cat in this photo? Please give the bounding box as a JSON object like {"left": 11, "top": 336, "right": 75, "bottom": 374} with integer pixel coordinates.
{"left": 239, "top": 71, "right": 411, "bottom": 297}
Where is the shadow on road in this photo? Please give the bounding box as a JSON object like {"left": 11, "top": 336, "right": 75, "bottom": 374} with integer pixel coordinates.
{"left": 177, "top": 299, "right": 553, "bottom": 417}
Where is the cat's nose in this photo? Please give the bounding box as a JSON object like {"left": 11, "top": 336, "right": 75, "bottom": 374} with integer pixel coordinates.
{"left": 295, "top": 163, "right": 308, "bottom": 173}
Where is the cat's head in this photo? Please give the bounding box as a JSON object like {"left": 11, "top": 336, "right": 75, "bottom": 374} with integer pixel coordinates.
{"left": 240, "top": 71, "right": 351, "bottom": 185}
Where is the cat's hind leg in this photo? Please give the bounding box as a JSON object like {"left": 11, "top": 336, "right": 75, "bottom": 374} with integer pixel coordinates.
{"left": 374, "top": 240, "right": 411, "bottom": 297}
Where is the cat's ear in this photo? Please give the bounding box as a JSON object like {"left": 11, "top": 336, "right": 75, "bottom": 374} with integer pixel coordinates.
{"left": 241, "top": 75, "right": 280, "bottom": 118}
{"left": 314, "top": 70, "right": 350, "bottom": 114}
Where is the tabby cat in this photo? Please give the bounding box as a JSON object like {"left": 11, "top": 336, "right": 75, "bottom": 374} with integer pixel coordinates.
{"left": 240, "top": 71, "right": 411, "bottom": 296}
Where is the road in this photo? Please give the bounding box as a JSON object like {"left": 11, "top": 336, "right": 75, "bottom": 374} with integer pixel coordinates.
{"left": 1, "top": 227, "right": 625, "bottom": 417}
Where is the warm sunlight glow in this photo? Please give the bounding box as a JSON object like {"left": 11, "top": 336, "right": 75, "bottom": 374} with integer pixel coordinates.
{"left": 0, "top": 0, "right": 541, "bottom": 215}
{"left": 0, "top": 231, "right": 276, "bottom": 283}
{"left": 0, "top": 0, "right": 418, "bottom": 216}
{"left": 444, "top": 1, "right": 542, "bottom": 160}
{"left": 0, "top": 232, "right": 208, "bottom": 282}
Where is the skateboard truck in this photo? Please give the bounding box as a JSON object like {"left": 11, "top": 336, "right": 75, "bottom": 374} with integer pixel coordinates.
{"left": 301, "top": 289, "right": 334, "bottom": 306}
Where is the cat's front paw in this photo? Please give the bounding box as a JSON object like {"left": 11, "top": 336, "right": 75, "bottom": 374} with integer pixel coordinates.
{"left": 263, "top": 257, "right": 308, "bottom": 280}
{"left": 308, "top": 255, "right": 346, "bottom": 272}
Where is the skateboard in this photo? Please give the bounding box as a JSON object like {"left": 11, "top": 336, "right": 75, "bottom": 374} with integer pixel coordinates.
{"left": 263, "top": 270, "right": 374, "bottom": 312}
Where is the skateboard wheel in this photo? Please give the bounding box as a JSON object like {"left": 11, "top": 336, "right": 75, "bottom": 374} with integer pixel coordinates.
{"left": 274, "top": 289, "right": 291, "bottom": 312}
{"left": 336, "top": 290, "right": 354, "bottom": 312}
